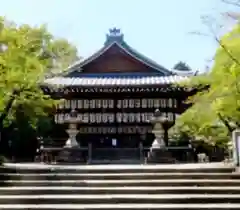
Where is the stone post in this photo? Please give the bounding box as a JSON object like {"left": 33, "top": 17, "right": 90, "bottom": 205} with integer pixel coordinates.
{"left": 232, "top": 129, "right": 240, "bottom": 167}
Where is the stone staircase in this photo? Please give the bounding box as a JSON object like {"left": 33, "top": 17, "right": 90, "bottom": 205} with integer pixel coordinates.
{"left": 0, "top": 163, "right": 240, "bottom": 209}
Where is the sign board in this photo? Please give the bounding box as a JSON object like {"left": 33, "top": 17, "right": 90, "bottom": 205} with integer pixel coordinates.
{"left": 112, "top": 138, "right": 117, "bottom": 147}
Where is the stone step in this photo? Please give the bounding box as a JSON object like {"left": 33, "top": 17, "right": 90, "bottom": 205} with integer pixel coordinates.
{"left": 3, "top": 179, "right": 240, "bottom": 187}
{"left": 2, "top": 172, "right": 240, "bottom": 180}
{"left": 0, "top": 203, "right": 240, "bottom": 210}
{"left": 1, "top": 163, "right": 238, "bottom": 209}
{"left": 1, "top": 186, "right": 240, "bottom": 195}
{"left": 0, "top": 194, "right": 239, "bottom": 204}
{"left": 2, "top": 163, "right": 235, "bottom": 174}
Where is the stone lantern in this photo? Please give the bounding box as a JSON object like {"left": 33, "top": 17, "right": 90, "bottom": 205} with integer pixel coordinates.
{"left": 151, "top": 109, "right": 168, "bottom": 148}
{"left": 64, "top": 109, "right": 80, "bottom": 148}
{"left": 147, "top": 109, "right": 176, "bottom": 163}
{"left": 60, "top": 109, "right": 83, "bottom": 163}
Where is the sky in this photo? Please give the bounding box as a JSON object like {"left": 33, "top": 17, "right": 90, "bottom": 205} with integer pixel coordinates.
{"left": 0, "top": 0, "right": 237, "bottom": 71}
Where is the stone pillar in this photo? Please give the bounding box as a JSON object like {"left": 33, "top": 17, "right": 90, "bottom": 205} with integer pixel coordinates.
{"left": 232, "top": 129, "right": 240, "bottom": 166}
{"left": 64, "top": 123, "right": 80, "bottom": 148}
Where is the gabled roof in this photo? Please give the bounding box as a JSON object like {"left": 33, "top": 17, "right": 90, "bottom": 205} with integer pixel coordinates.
{"left": 64, "top": 28, "right": 173, "bottom": 76}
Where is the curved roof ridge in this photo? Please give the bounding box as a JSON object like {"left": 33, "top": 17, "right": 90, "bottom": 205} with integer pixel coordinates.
{"left": 120, "top": 40, "right": 172, "bottom": 75}
{"left": 60, "top": 44, "right": 109, "bottom": 76}
{"left": 61, "top": 28, "right": 174, "bottom": 77}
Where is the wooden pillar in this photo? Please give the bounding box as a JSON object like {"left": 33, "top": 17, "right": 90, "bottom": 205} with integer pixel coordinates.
{"left": 163, "top": 127, "right": 169, "bottom": 146}
{"left": 87, "top": 141, "right": 92, "bottom": 164}
{"left": 139, "top": 141, "right": 144, "bottom": 163}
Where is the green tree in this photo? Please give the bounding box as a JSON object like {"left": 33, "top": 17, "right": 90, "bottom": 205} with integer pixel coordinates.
{"left": 0, "top": 17, "right": 78, "bottom": 154}
{"left": 173, "top": 23, "right": 240, "bottom": 147}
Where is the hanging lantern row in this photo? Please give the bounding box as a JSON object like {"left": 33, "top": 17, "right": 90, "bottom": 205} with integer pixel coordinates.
{"left": 54, "top": 112, "right": 175, "bottom": 124}
{"left": 78, "top": 125, "right": 153, "bottom": 134}
{"left": 57, "top": 98, "right": 178, "bottom": 109}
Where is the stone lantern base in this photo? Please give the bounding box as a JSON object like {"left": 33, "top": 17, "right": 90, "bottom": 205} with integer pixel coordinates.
{"left": 146, "top": 148, "right": 176, "bottom": 164}
{"left": 57, "top": 125, "right": 85, "bottom": 164}
{"left": 58, "top": 147, "right": 85, "bottom": 164}
{"left": 146, "top": 138, "right": 176, "bottom": 164}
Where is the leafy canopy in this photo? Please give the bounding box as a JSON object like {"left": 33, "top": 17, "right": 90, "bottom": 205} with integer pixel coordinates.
{"left": 0, "top": 17, "right": 78, "bottom": 126}
{"left": 172, "top": 23, "right": 240, "bottom": 146}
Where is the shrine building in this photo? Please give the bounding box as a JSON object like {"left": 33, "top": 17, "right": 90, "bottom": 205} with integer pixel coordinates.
{"left": 42, "top": 28, "right": 195, "bottom": 164}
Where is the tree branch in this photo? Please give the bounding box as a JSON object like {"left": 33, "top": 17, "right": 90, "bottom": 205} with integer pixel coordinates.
{"left": 217, "top": 113, "right": 235, "bottom": 132}
{"left": 222, "top": 0, "right": 240, "bottom": 7}
{"left": 205, "top": 18, "right": 240, "bottom": 67}
{"left": 0, "top": 88, "right": 23, "bottom": 131}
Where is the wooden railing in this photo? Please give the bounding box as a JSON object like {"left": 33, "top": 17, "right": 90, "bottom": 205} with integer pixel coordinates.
{"left": 35, "top": 147, "right": 89, "bottom": 164}
{"left": 35, "top": 146, "right": 198, "bottom": 164}
{"left": 91, "top": 148, "right": 143, "bottom": 164}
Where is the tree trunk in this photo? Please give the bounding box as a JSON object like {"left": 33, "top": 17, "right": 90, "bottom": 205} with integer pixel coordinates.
{"left": 0, "top": 90, "right": 21, "bottom": 155}
{"left": 0, "top": 96, "right": 16, "bottom": 131}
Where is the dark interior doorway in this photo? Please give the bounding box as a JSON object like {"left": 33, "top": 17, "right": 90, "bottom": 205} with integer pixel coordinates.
{"left": 91, "top": 133, "right": 142, "bottom": 163}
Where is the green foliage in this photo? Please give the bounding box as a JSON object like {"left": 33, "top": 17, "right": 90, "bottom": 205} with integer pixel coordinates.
{"left": 173, "top": 23, "right": 240, "bottom": 147}
{"left": 0, "top": 17, "right": 78, "bottom": 128}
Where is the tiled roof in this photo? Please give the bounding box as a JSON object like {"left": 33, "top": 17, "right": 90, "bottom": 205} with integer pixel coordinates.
{"left": 43, "top": 75, "right": 189, "bottom": 87}
{"left": 63, "top": 29, "right": 173, "bottom": 77}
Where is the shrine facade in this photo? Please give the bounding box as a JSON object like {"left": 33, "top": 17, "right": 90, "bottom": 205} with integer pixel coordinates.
{"left": 42, "top": 28, "right": 195, "bottom": 164}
